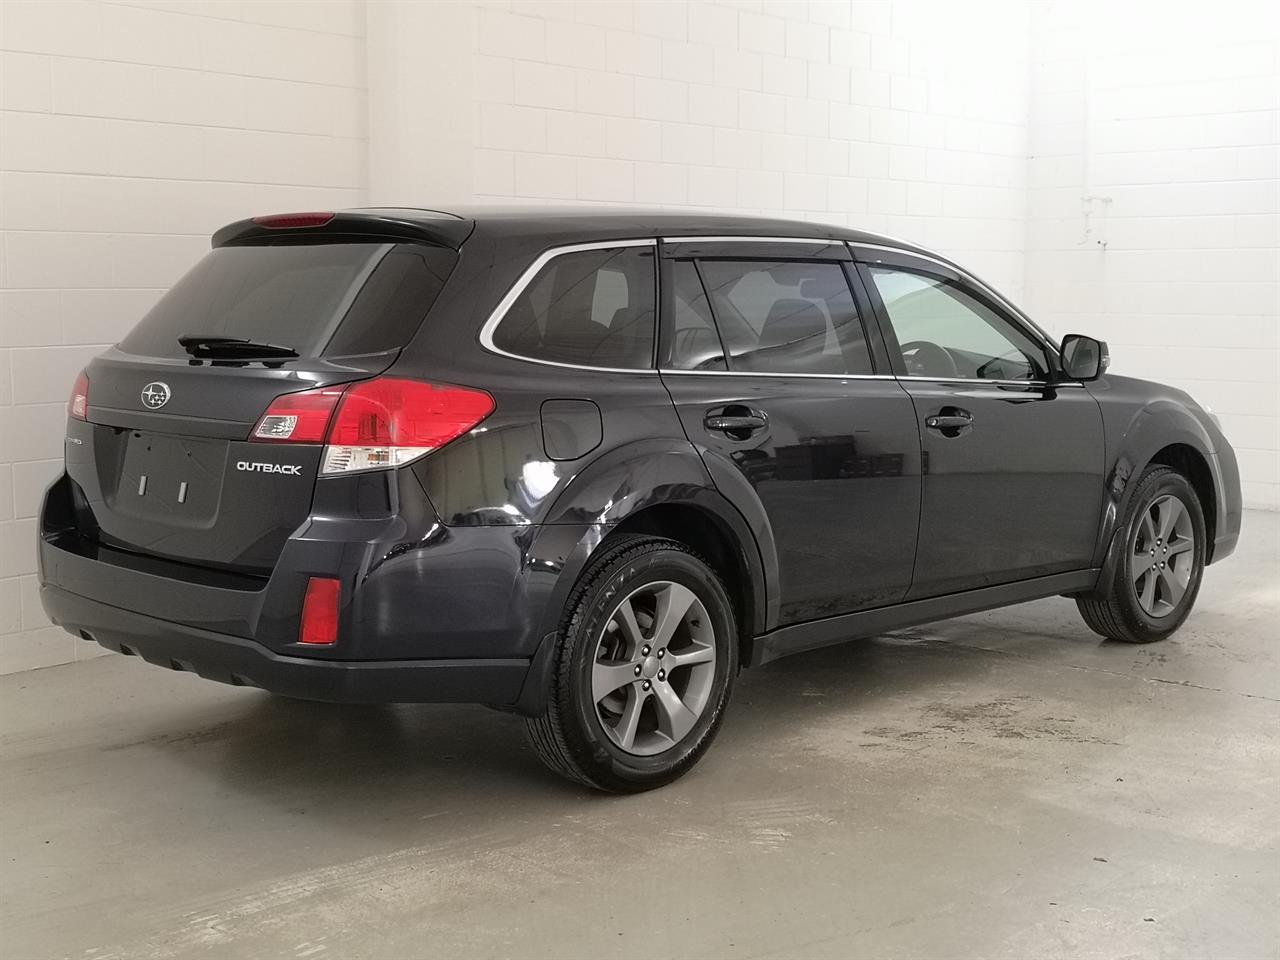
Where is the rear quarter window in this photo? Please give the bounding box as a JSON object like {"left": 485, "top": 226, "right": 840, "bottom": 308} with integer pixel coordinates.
{"left": 488, "top": 245, "right": 656, "bottom": 369}
{"left": 118, "top": 243, "right": 457, "bottom": 360}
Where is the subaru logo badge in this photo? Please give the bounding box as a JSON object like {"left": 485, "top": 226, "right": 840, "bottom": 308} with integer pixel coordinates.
{"left": 141, "top": 382, "right": 171, "bottom": 409}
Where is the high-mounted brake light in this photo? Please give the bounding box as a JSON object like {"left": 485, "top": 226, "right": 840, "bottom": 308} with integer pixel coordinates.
{"left": 299, "top": 577, "right": 340, "bottom": 645}
{"left": 251, "top": 212, "right": 335, "bottom": 229}
{"left": 251, "top": 377, "right": 495, "bottom": 475}
{"left": 69, "top": 370, "right": 89, "bottom": 421}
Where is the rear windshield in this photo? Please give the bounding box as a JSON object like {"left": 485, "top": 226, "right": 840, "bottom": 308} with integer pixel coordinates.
{"left": 119, "top": 242, "right": 457, "bottom": 359}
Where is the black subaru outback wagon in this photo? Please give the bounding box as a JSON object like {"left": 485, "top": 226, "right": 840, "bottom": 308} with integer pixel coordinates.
{"left": 39, "top": 208, "right": 1242, "bottom": 792}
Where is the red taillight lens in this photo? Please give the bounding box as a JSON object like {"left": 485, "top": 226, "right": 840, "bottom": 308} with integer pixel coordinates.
{"left": 250, "top": 377, "right": 494, "bottom": 474}
{"left": 252, "top": 212, "right": 335, "bottom": 229}
{"left": 69, "top": 370, "right": 89, "bottom": 421}
{"left": 299, "top": 577, "right": 341, "bottom": 645}
{"left": 250, "top": 386, "right": 345, "bottom": 443}
{"left": 330, "top": 378, "right": 494, "bottom": 446}
{"left": 322, "top": 378, "right": 494, "bottom": 474}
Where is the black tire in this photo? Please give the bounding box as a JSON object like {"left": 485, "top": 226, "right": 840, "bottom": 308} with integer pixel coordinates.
{"left": 1077, "top": 465, "right": 1206, "bottom": 643}
{"left": 524, "top": 534, "right": 738, "bottom": 793}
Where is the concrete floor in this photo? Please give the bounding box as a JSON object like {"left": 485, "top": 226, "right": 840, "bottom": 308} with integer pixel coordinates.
{"left": 2, "top": 513, "right": 1277, "bottom": 960}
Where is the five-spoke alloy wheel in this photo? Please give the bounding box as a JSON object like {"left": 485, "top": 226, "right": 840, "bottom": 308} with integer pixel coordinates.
{"left": 525, "top": 535, "right": 737, "bottom": 792}
{"left": 592, "top": 581, "right": 718, "bottom": 756}
{"left": 1078, "top": 465, "right": 1206, "bottom": 643}
{"left": 1129, "top": 494, "right": 1196, "bottom": 618}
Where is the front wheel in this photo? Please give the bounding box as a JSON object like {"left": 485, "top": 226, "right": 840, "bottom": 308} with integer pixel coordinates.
{"left": 524, "top": 535, "right": 737, "bottom": 793}
{"left": 1077, "top": 465, "right": 1206, "bottom": 643}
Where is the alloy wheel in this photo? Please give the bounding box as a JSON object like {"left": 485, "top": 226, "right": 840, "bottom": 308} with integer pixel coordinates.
{"left": 591, "top": 581, "right": 717, "bottom": 756}
{"left": 1129, "top": 494, "right": 1195, "bottom": 618}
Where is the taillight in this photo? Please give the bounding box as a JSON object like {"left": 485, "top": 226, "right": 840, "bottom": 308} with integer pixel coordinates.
{"left": 251, "top": 386, "right": 344, "bottom": 443}
{"left": 323, "top": 378, "right": 494, "bottom": 474}
{"left": 69, "top": 370, "right": 89, "bottom": 421}
{"left": 251, "top": 212, "right": 334, "bottom": 229}
{"left": 251, "top": 377, "right": 494, "bottom": 475}
{"left": 299, "top": 577, "right": 340, "bottom": 645}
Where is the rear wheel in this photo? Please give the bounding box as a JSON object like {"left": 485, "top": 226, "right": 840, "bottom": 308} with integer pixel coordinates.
{"left": 524, "top": 535, "right": 737, "bottom": 793}
{"left": 1077, "top": 465, "right": 1206, "bottom": 643}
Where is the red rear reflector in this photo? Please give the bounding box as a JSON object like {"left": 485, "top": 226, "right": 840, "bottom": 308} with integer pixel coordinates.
{"left": 69, "top": 370, "right": 89, "bottom": 421}
{"left": 251, "top": 212, "right": 335, "bottom": 229}
{"left": 299, "top": 577, "right": 340, "bottom": 645}
{"left": 251, "top": 385, "right": 344, "bottom": 443}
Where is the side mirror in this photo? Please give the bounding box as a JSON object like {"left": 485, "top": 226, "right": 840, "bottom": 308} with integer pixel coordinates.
{"left": 1060, "top": 334, "right": 1110, "bottom": 381}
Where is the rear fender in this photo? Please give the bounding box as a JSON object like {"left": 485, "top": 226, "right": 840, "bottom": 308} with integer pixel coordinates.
{"left": 511, "top": 439, "right": 777, "bottom": 715}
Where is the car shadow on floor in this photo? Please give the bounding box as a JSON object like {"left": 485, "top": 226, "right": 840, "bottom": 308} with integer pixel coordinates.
{"left": 139, "top": 630, "right": 1008, "bottom": 823}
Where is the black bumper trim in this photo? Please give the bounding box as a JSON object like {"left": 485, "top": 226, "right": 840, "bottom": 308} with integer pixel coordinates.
{"left": 41, "top": 584, "right": 531, "bottom": 705}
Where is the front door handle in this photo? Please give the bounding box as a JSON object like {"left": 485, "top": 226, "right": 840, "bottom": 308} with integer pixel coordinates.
{"left": 925, "top": 407, "right": 974, "bottom": 436}
{"left": 704, "top": 405, "right": 768, "bottom": 440}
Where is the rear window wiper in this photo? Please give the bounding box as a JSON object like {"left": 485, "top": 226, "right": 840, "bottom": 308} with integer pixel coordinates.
{"left": 178, "top": 335, "right": 300, "bottom": 360}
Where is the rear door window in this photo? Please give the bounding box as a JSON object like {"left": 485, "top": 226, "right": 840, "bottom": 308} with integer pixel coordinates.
{"left": 489, "top": 245, "right": 656, "bottom": 369}
{"left": 689, "top": 260, "right": 873, "bottom": 375}
{"left": 118, "top": 243, "right": 457, "bottom": 360}
{"left": 664, "top": 259, "right": 727, "bottom": 371}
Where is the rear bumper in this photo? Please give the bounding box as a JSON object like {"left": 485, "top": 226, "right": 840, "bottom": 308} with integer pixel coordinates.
{"left": 41, "top": 582, "right": 530, "bottom": 704}
{"left": 39, "top": 470, "right": 581, "bottom": 666}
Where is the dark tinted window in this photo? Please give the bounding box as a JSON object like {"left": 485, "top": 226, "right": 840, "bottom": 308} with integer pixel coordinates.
{"left": 119, "top": 243, "right": 456, "bottom": 360}
{"left": 696, "top": 260, "right": 873, "bottom": 375}
{"left": 491, "top": 246, "right": 656, "bottom": 369}
{"left": 666, "top": 259, "right": 726, "bottom": 371}
{"left": 325, "top": 247, "right": 456, "bottom": 356}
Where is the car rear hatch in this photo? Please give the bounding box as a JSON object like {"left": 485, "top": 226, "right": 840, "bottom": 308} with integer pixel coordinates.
{"left": 66, "top": 213, "right": 465, "bottom": 575}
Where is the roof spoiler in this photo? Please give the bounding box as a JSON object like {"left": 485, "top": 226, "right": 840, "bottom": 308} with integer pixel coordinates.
{"left": 211, "top": 209, "right": 475, "bottom": 250}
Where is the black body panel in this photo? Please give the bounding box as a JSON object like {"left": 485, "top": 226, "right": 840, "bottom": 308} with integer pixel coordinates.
{"left": 38, "top": 206, "right": 1244, "bottom": 710}
{"left": 663, "top": 373, "right": 921, "bottom": 621}
{"left": 895, "top": 378, "right": 1104, "bottom": 597}
{"left": 72, "top": 352, "right": 374, "bottom": 571}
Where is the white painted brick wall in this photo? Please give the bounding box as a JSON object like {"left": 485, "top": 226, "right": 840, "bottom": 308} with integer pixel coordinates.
{"left": 1025, "top": 0, "right": 1280, "bottom": 511}
{"left": 436, "top": 0, "right": 1032, "bottom": 301}
{"left": 0, "top": 0, "right": 368, "bottom": 673}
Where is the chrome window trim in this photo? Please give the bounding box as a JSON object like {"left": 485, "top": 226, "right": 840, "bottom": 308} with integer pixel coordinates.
{"left": 852, "top": 242, "right": 1061, "bottom": 354}
{"left": 478, "top": 238, "right": 661, "bottom": 375}
{"left": 659, "top": 369, "right": 1081, "bottom": 388}
{"left": 662, "top": 236, "right": 846, "bottom": 246}
{"left": 896, "top": 375, "right": 1079, "bottom": 388}
{"left": 659, "top": 369, "right": 895, "bottom": 381}
{"left": 662, "top": 240, "right": 870, "bottom": 377}
{"left": 478, "top": 235, "right": 1065, "bottom": 379}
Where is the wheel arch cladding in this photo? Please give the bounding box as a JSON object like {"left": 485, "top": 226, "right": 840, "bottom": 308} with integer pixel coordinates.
{"left": 540, "top": 439, "right": 772, "bottom": 624}
{"left": 514, "top": 493, "right": 767, "bottom": 717}
{"left": 609, "top": 501, "right": 764, "bottom": 650}
{"left": 1148, "top": 442, "right": 1216, "bottom": 556}
{"left": 1100, "top": 399, "right": 1220, "bottom": 566}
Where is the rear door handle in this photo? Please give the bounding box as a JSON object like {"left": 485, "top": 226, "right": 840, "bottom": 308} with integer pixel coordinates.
{"left": 704, "top": 406, "right": 768, "bottom": 439}
{"left": 705, "top": 414, "right": 767, "bottom": 432}
{"left": 925, "top": 408, "right": 974, "bottom": 435}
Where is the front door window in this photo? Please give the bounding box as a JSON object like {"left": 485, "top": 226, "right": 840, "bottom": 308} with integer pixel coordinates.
{"left": 868, "top": 268, "right": 1047, "bottom": 381}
